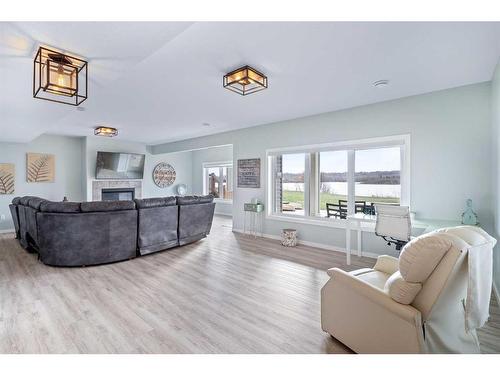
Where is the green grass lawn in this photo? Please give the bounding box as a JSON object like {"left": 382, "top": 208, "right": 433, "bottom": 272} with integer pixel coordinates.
{"left": 282, "top": 190, "right": 399, "bottom": 211}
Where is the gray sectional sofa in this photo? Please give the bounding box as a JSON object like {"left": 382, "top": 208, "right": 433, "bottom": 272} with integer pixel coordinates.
{"left": 9, "top": 195, "right": 215, "bottom": 267}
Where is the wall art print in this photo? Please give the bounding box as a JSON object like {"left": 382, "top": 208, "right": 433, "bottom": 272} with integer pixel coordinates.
{"left": 0, "top": 163, "right": 15, "bottom": 194}
{"left": 26, "top": 153, "right": 55, "bottom": 183}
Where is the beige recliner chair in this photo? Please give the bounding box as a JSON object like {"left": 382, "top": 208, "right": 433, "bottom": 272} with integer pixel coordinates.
{"left": 321, "top": 226, "right": 496, "bottom": 353}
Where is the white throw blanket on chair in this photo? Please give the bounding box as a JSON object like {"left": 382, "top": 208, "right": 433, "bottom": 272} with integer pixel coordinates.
{"left": 465, "top": 235, "right": 495, "bottom": 331}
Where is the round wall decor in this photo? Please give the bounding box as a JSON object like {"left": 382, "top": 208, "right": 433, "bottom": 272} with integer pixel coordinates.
{"left": 153, "top": 162, "right": 176, "bottom": 188}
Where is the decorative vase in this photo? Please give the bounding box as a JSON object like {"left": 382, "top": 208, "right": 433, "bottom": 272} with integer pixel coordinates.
{"left": 461, "top": 199, "right": 478, "bottom": 225}
{"left": 281, "top": 229, "right": 298, "bottom": 247}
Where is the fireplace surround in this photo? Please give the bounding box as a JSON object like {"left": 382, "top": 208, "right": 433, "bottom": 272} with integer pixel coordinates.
{"left": 92, "top": 180, "right": 142, "bottom": 201}
{"left": 102, "top": 188, "right": 135, "bottom": 201}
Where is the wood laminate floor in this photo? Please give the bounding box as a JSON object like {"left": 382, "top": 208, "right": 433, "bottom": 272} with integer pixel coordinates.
{"left": 0, "top": 215, "right": 498, "bottom": 353}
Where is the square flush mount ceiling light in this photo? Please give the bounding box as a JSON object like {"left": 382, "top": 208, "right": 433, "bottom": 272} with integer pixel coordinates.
{"left": 223, "top": 65, "right": 268, "bottom": 96}
{"left": 33, "top": 46, "right": 88, "bottom": 106}
{"left": 94, "top": 126, "right": 118, "bottom": 137}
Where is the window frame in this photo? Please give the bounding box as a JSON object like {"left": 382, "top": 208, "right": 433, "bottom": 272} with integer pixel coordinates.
{"left": 203, "top": 161, "right": 234, "bottom": 203}
{"left": 266, "top": 134, "right": 410, "bottom": 228}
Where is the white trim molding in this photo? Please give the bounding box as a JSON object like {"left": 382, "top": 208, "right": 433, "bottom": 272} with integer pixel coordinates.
{"left": 232, "top": 227, "right": 380, "bottom": 259}
{"left": 215, "top": 212, "right": 232, "bottom": 217}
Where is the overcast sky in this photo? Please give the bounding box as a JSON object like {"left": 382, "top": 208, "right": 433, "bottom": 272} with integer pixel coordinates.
{"left": 282, "top": 147, "right": 401, "bottom": 173}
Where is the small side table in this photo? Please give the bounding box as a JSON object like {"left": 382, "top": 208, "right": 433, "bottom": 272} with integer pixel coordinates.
{"left": 243, "top": 203, "right": 264, "bottom": 238}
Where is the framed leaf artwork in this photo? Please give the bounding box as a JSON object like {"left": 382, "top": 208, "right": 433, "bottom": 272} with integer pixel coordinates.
{"left": 0, "top": 163, "right": 15, "bottom": 194}
{"left": 26, "top": 153, "right": 55, "bottom": 183}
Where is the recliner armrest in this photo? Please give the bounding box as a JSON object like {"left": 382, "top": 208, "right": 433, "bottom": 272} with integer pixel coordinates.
{"left": 327, "top": 268, "right": 421, "bottom": 325}
{"left": 373, "top": 255, "right": 399, "bottom": 275}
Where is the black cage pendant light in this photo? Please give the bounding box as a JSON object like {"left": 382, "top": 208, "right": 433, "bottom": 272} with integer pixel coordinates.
{"left": 223, "top": 65, "right": 268, "bottom": 96}
{"left": 33, "top": 46, "right": 88, "bottom": 106}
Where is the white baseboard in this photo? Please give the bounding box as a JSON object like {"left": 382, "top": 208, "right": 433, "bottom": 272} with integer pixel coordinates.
{"left": 215, "top": 212, "right": 232, "bottom": 217}
{"left": 0, "top": 228, "right": 15, "bottom": 234}
{"left": 232, "top": 228, "right": 379, "bottom": 259}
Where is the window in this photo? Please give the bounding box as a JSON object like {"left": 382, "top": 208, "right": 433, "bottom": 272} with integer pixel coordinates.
{"left": 206, "top": 167, "right": 221, "bottom": 197}
{"left": 281, "top": 153, "right": 306, "bottom": 216}
{"left": 355, "top": 147, "right": 401, "bottom": 208}
{"left": 204, "top": 163, "right": 233, "bottom": 200}
{"left": 267, "top": 135, "right": 409, "bottom": 224}
{"left": 318, "top": 150, "right": 348, "bottom": 218}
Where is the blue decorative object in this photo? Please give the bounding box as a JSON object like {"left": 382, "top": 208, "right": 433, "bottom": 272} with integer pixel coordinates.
{"left": 461, "top": 199, "right": 478, "bottom": 225}
{"left": 176, "top": 184, "right": 187, "bottom": 196}
{"left": 244, "top": 203, "right": 264, "bottom": 213}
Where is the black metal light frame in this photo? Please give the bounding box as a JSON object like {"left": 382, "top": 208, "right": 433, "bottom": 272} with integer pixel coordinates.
{"left": 223, "top": 65, "right": 268, "bottom": 96}
{"left": 33, "top": 46, "right": 88, "bottom": 106}
{"left": 94, "top": 126, "right": 118, "bottom": 137}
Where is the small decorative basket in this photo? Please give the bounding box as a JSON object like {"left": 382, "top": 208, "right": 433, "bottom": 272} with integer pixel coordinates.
{"left": 281, "top": 229, "right": 298, "bottom": 247}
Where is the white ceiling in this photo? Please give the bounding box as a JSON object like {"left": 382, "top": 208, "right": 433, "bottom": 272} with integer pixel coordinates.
{"left": 1, "top": 22, "right": 500, "bottom": 144}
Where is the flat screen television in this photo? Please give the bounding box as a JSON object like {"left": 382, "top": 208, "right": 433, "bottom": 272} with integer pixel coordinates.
{"left": 95, "top": 151, "right": 145, "bottom": 179}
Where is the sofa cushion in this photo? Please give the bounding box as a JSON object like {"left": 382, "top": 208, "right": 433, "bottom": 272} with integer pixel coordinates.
{"left": 356, "top": 270, "right": 391, "bottom": 290}
{"left": 19, "top": 196, "right": 38, "bottom": 206}
{"left": 399, "top": 233, "right": 452, "bottom": 283}
{"left": 176, "top": 195, "right": 214, "bottom": 205}
{"left": 373, "top": 255, "right": 399, "bottom": 275}
{"left": 37, "top": 209, "right": 138, "bottom": 266}
{"left": 28, "top": 197, "right": 48, "bottom": 210}
{"left": 137, "top": 204, "right": 179, "bottom": 254}
{"left": 40, "top": 201, "right": 81, "bottom": 213}
{"left": 12, "top": 197, "right": 21, "bottom": 205}
{"left": 134, "top": 197, "right": 177, "bottom": 209}
{"left": 384, "top": 271, "right": 422, "bottom": 305}
{"left": 80, "top": 200, "right": 136, "bottom": 212}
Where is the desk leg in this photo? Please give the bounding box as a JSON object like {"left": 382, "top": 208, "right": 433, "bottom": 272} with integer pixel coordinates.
{"left": 252, "top": 212, "right": 256, "bottom": 238}
{"left": 259, "top": 213, "right": 263, "bottom": 237}
{"left": 357, "top": 221, "right": 362, "bottom": 257}
{"left": 346, "top": 220, "right": 351, "bottom": 265}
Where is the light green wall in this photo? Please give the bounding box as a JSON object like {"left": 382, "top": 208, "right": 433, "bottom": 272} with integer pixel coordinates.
{"left": 152, "top": 82, "right": 493, "bottom": 255}
{"left": 491, "top": 59, "right": 500, "bottom": 295}
{"left": 0, "top": 135, "right": 85, "bottom": 231}
{"left": 145, "top": 150, "right": 193, "bottom": 197}
{"left": 191, "top": 145, "right": 233, "bottom": 216}
{"left": 84, "top": 136, "right": 193, "bottom": 199}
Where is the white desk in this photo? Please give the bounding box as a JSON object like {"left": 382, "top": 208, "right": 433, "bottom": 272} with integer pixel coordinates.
{"left": 345, "top": 213, "right": 461, "bottom": 265}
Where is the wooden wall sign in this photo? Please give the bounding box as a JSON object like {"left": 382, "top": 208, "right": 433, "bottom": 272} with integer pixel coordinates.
{"left": 237, "top": 158, "right": 260, "bottom": 188}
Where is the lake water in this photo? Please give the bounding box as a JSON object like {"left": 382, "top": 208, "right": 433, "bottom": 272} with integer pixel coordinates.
{"left": 283, "top": 182, "right": 400, "bottom": 198}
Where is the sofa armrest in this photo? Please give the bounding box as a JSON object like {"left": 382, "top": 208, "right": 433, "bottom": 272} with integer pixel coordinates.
{"left": 327, "top": 268, "right": 420, "bottom": 324}
{"left": 321, "top": 268, "right": 424, "bottom": 353}
{"left": 373, "top": 255, "right": 399, "bottom": 275}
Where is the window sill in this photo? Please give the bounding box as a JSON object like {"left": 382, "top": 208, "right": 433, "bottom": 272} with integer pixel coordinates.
{"left": 265, "top": 213, "right": 348, "bottom": 229}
